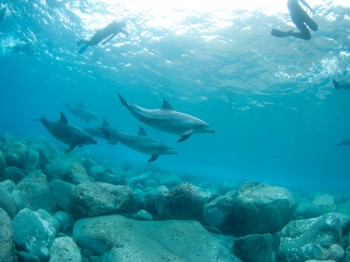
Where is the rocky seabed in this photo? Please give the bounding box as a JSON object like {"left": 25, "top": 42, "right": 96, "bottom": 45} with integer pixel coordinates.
{"left": 0, "top": 134, "right": 350, "bottom": 262}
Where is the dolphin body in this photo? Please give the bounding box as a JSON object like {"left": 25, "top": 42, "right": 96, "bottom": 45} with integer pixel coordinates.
{"left": 65, "top": 102, "right": 99, "bottom": 123}
{"left": 117, "top": 94, "right": 215, "bottom": 142}
{"left": 102, "top": 125, "right": 177, "bottom": 162}
{"left": 332, "top": 79, "right": 350, "bottom": 90}
{"left": 84, "top": 118, "right": 118, "bottom": 144}
{"left": 38, "top": 112, "right": 97, "bottom": 153}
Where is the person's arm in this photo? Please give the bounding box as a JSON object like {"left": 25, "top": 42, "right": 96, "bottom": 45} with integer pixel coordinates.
{"left": 299, "top": 0, "right": 315, "bottom": 13}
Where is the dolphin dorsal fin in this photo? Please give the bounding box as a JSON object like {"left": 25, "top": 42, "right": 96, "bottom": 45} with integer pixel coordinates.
{"left": 102, "top": 118, "right": 110, "bottom": 127}
{"left": 138, "top": 126, "right": 147, "bottom": 136}
{"left": 162, "top": 99, "right": 173, "bottom": 110}
{"left": 60, "top": 112, "right": 68, "bottom": 124}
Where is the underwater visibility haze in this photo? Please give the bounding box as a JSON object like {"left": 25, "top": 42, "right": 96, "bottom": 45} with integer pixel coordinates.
{"left": 1, "top": 0, "right": 350, "bottom": 190}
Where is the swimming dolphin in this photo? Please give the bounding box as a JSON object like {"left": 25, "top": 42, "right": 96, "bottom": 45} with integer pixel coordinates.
{"left": 37, "top": 112, "right": 97, "bottom": 153}
{"left": 332, "top": 79, "right": 350, "bottom": 90}
{"left": 338, "top": 139, "right": 350, "bottom": 146}
{"left": 65, "top": 102, "right": 99, "bottom": 123}
{"left": 102, "top": 125, "right": 177, "bottom": 162}
{"left": 117, "top": 94, "right": 215, "bottom": 142}
{"left": 84, "top": 118, "right": 118, "bottom": 144}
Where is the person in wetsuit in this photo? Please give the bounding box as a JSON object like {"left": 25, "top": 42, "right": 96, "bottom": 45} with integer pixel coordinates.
{"left": 271, "top": 0, "right": 318, "bottom": 40}
{"left": 77, "top": 21, "right": 127, "bottom": 54}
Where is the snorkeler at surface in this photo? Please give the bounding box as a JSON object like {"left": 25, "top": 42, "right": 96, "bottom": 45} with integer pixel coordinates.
{"left": 77, "top": 21, "right": 127, "bottom": 54}
{"left": 271, "top": 0, "right": 318, "bottom": 40}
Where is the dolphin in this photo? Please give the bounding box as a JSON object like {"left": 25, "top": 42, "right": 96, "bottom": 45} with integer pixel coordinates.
{"left": 117, "top": 94, "right": 215, "bottom": 142}
{"left": 37, "top": 112, "right": 97, "bottom": 153}
{"left": 84, "top": 118, "right": 118, "bottom": 144}
{"left": 102, "top": 125, "right": 177, "bottom": 162}
{"left": 65, "top": 102, "right": 99, "bottom": 123}
{"left": 332, "top": 79, "right": 350, "bottom": 90}
{"left": 338, "top": 139, "right": 350, "bottom": 146}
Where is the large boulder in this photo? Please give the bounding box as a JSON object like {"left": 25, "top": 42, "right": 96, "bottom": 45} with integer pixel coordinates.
{"left": 155, "top": 183, "right": 213, "bottom": 221}
{"left": 203, "top": 193, "right": 235, "bottom": 232}
{"left": 64, "top": 162, "right": 91, "bottom": 185}
{"left": 0, "top": 208, "right": 15, "bottom": 262}
{"left": 13, "top": 170, "right": 56, "bottom": 212}
{"left": 71, "top": 182, "right": 134, "bottom": 218}
{"left": 2, "top": 141, "right": 29, "bottom": 169}
{"left": 73, "top": 214, "right": 239, "bottom": 261}
{"left": 233, "top": 233, "right": 273, "bottom": 262}
{"left": 12, "top": 208, "right": 59, "bottom": 260}
{"left": 229, "top": 182, "right": 295, "bottom": 236}
{"left": 0, "top": 182, "right": 17, "bottom": 218}
{"left": 49, "top": 179, "right": 75, "bottom": 212}
{"left": 276, "top": 212, "right": 350, "bottom": 262}
{"left": 0, "top": 149, "right": 6, "bottom": 178}
{"left": 50, "top": 236, "right": 82, "bottom": 262}
{"left": 3, "top": 166, "right": 26, "bottom": 183}
{"left": 296, "top": 194, "right": 336, "bottom": 219}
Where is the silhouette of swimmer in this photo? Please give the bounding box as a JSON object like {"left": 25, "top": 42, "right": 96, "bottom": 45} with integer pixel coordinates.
{"left": 0, "top": 7, "right": 6, "bottom": 22}
{"left": 271, "top": 0, "right": 318, "bottom": 40}
{"left": 77, "top": 21, "right": 127, "bottom": 54}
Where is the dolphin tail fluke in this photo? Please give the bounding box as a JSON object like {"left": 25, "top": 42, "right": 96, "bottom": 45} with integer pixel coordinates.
{"left": 65, "top": 144, "right": 77, "bottom": 153}
{"left": 118, "top": 93, "right": 128, "bottom": 107}
{"left": 100, "top": 128, "right": 119, "bottom": 144}
{"left": 148, "top": 154, "right": 159, "bottom": 162}
{"left": 332, "top": 79, "right": 340, "bottom": 90}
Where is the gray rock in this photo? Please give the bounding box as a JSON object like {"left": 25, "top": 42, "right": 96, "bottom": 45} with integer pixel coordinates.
{"left": 277, "top": 212, "right": 350, "bottom": 262}
{"left": 89, "top": 165, "right": 125, "bottom": 185}
{"left": 134, "top": 209, "right": 153, "bottom": 221}
{"left": 143, "top": 185, "right": 169, "bottom": 216}
{"left": 345, "top": 245, "right": 350, "bottom": 262}
{"left": 0, "top": 185, "right": 17, "bottom": 218}
{"left": 12, "top": 208, "right": 59, "bottom": 260}
{"left": 64, "top": 162, "right": 91, "bottom": 185}
{"left": 0, "top": 208, "right": 15, "bottom": 262}
{"left": 54, "top": 211, "right": 74, "bottom": 232}
{"left": 230, "top": 182, "right": 295, "bottom": 236}
{"left": 155, "top": 183, "right": 209, "bottom": 221}
{"left": 2, "top": 141, "right": 29, "bottom": 169}
{"left": 233, "top": 233, "right": 273, "bottom": 262}
{"left": 3, "top": 166, "right": 26, "bottom": 183}
{"left": 17, "top": 251, "right": 40, "bottom": 262}
{"left": 0, "top": 149, "right": 6, "bottom": 178}
{"left": 203, "top": 194, "right": 234, "bottom": 230}
{"left": 49, "top": 179, "right": 75, "bottom": 212}
{"left": 73, "top": 214, "right": 239, "bottom": 261}
{"left": 44, "top": 159, "right": 73, "bottom": 181}
{"left": 71, "top": 182, "right": 134, "bottom": 217}
{"left": 50, "top": 236, "right": 82, "bottom": 262}
{"left": 325, "top": 244, "right": 344, "bottom": 261}
{"left": 296, "top": 194, "right": 336, "bottom": 219}
{"left": 13, "top": 170, "right": 56, "bottom": 212}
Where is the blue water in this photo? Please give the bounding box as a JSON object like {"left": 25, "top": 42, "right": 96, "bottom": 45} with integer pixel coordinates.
{"left": 1, "top": 0, "right": 350, "bottom": 191}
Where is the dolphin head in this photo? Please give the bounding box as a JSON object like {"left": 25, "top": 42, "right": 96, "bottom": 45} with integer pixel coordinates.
{"left": 197, "top": 123, "right": 215, "bottom": 134}
{"left": 161, "top": 147, "right": 177, "bottom": 155}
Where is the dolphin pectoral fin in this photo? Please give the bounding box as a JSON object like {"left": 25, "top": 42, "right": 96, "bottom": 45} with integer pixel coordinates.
{"left": 148, "top": 154, "right": 159, "bottom": 162}
{"left": 65, "top": 144, "right": 77, "bottom": 153}
{"left": 178, "top": 130, "right": 194, "bottom": 142}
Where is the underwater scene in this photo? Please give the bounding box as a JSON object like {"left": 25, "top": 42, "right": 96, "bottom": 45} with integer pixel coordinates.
{"left": 0, "top": 0, "right": 350, "bottom": 261}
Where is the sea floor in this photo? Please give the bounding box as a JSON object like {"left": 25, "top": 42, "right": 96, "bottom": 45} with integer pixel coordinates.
{"left": 0, "top": 133, "right": 349, "bottom": 262}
